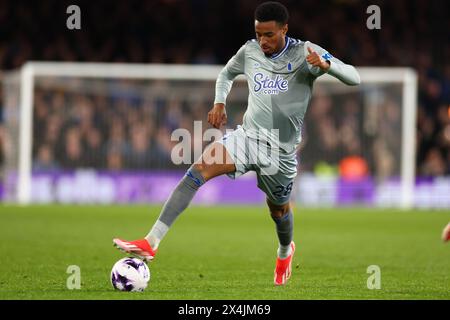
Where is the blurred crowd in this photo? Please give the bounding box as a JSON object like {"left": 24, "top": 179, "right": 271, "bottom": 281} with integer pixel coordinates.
{"left": 30, "top": 79, "right": 218, "bottom": 171}
{"left": 300, "top": 83, "right": 406, "bottom": 180}
{"left": 0, "top": 0, "right": 449, "bottom": 176}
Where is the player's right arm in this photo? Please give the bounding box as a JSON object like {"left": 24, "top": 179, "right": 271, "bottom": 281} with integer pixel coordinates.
{"left": 209, "top": 44, "right": 246, "bottom": 128}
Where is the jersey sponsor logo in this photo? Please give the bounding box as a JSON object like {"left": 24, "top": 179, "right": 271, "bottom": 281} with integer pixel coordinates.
{"left": 253, "top": 72, "right": 288, "bottom": 95}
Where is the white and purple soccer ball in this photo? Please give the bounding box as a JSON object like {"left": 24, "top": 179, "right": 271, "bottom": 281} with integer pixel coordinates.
{"left": 110, "top": 257, "right": 150, "bottom": 292}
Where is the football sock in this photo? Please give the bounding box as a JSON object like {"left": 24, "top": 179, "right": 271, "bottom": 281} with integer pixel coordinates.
{"left": 145, "top": 166, "right": 205, "bottom": 249}
{"left": 277, "top": 244, "right": 292, "bottom": 259}
{"left": 145, "top": 220, "right": 168, "bottom": 251}
{"left": 272, "top": 209, "right": 294, "bottom": 259}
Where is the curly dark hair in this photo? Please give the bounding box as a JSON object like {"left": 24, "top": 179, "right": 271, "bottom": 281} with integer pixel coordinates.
{"left": 254, "top": 1, "right": 289, "bottom": 25}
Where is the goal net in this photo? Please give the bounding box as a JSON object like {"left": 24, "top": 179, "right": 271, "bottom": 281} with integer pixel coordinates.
{"left": 1, "top": 62, "right": 418, "bottom": 207}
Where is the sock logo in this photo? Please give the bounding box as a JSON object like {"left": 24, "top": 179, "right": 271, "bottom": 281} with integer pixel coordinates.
{"left": 253, "top": 72, "right": 288, "bottom": 95}
{"left": 186, "top": 170, "right": 203, "bottom": 187}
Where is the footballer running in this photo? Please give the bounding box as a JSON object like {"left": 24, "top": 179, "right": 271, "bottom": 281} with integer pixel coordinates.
{"left": 113, "top": 1, "right": 360, "bottom": 285}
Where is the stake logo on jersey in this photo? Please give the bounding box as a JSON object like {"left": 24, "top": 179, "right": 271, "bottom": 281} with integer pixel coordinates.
{"left": 253, "top": 72, "right": 288, "bottom": 95}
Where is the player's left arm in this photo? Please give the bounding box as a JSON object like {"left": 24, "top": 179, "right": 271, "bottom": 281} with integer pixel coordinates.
{"left": 305, "top": 41, "right": 360, "bottom": 86}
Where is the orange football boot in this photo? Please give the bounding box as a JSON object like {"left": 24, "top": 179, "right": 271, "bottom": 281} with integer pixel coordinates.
{"left": 113, "top": 238, "right": 156, "bottom": 262}
{"left": 274, "top": 241, "right": 296, "bottom": 286}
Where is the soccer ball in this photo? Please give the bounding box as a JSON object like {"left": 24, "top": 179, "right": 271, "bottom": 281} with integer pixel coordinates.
{"left": 110, "top": 257, "right": 150, "bottom": 292}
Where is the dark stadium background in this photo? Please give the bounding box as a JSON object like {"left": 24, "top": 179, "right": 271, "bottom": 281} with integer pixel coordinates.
{"left": 0, "top": 0, "right": 448, "bottom": 178}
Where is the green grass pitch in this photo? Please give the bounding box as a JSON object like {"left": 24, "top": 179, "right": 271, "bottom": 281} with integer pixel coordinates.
{"left": 0, "top": 205, "right": 449, "bottom": 299}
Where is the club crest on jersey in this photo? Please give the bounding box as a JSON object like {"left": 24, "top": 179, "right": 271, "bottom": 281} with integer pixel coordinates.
{"left": 253, "top": 72, "right": 288, "bottom": 95}
{"left": 321, "top": 52, "right": 333, "bottom": 60}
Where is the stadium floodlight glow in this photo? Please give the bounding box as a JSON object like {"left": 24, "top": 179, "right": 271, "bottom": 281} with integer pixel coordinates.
{"left": 3, "top": 62, "right": 417, "bottom": 208}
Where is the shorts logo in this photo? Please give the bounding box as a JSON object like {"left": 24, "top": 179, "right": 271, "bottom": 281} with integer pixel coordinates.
{"left": 253, "top": 72, "right": 288, "bottom": 95}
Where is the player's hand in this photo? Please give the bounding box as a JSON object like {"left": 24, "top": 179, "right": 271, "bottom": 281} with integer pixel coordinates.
{"left": 306, "top": 47, "right": 330, "bottom": 71}
{"left": 207, "top": 103, "right": 227, "bottom": 129}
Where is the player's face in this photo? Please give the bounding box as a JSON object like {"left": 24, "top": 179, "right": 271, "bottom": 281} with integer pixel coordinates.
{"left": 255, "top": 20, "right": 288, "bottom": 56}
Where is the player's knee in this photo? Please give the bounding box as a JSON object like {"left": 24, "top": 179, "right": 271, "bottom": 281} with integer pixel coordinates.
{"left": 192, "top": 162, "right": 232, "bottom": 182}
{"left": 270, "top": 208, "right": 290, "bottom": 219}
{"left": 267, "top": 199, "right": 290, "bottom": 218}
{"left": 191, "top": 163, "right": 206, "bottom": 179}
{"left": 192, "top": 163, "right": 204, "bottom": 174}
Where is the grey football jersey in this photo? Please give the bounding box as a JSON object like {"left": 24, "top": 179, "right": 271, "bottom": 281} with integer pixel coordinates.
{"left": 215, "top": 37, "right": 360, "bottom": 153}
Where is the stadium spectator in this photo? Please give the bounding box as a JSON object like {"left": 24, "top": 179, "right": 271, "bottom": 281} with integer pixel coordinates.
{"left": 33, "top": 144, "right": 60, "bottom": 171}
{"left": 106, "top": 146, "right": 124, "bottom": 171}
{"left": 60, "top": 126, "right": 84, "bottom": 168}
{"left": 83, "top": 127, "right": 104, "bottom": 168}
{"left": 125, "top": 123, "right": 154, "bottom": 169}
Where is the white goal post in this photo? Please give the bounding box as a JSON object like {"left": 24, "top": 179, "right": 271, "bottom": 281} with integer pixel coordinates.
{"left": 10, "top": 62, "right": 417, "bottom": 207}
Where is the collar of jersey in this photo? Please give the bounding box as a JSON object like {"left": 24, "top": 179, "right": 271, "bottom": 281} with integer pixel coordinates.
{"left": 270, "top": 36, "right": 291, "bottom": 59}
